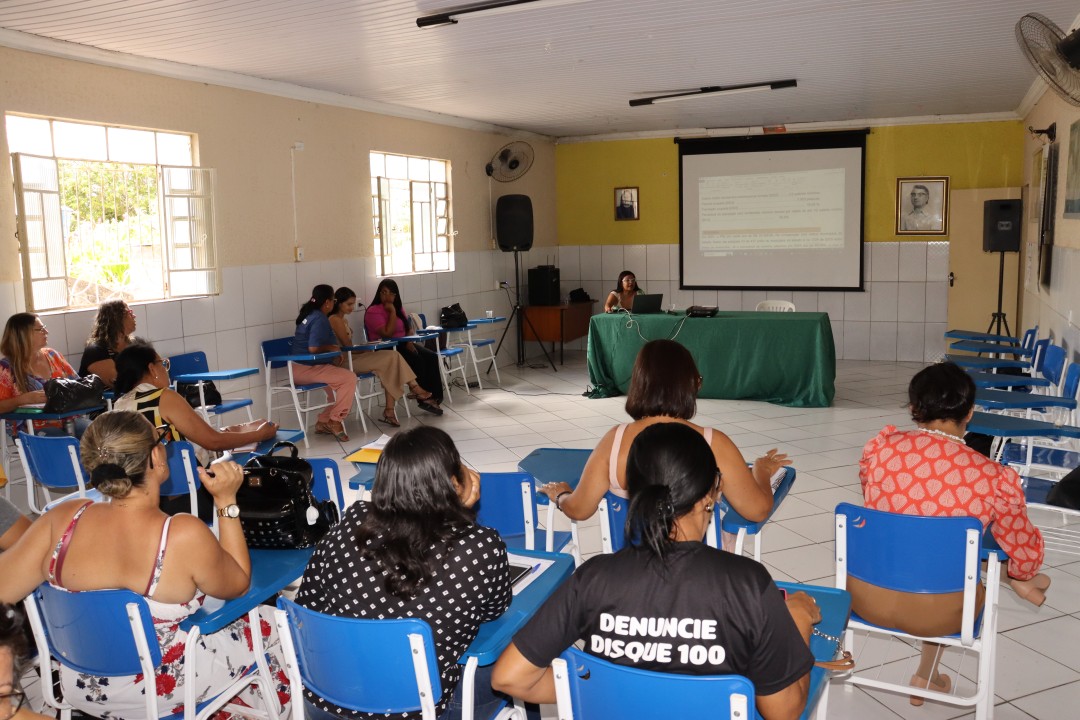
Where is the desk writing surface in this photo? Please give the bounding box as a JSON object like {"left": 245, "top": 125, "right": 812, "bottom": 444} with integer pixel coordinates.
{"left": 587, "top": 312, "right": 835, "bottom": 407}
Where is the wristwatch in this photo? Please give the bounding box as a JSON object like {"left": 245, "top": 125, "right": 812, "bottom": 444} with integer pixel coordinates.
{"left": 217, "top": 504, "right": 240, "bottom": 519}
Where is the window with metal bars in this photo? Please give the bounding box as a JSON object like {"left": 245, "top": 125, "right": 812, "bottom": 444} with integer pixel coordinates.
{"left": 5, "top": 115, "right": 219, "bottom": 311}
{"left": 370, "top": 152, "right": 453, "bottom": 276}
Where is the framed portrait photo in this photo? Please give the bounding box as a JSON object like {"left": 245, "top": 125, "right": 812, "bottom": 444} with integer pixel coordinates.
{"left": 615, "top": 186, "right": 639, "bottom": 221}
{"left": 895, "top": 176, "right": 949, "bottom": 236}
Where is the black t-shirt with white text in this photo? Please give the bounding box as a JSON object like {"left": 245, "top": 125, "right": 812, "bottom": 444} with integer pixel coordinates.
{"left": 512, "top": 542, "right": 813, "bottom": 696}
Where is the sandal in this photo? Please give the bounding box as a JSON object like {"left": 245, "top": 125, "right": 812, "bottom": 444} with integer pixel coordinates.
{"left": 315, "top": 421, "right": 349, "bottom": 442}
{"left": 417, "top": 399, "right": 444, "bottom": 416}
{"left": 379, "top": 410, "right": 401, "bottom": 428}
{"left": 909, "top": 672, "right": 951, "bottom": 706}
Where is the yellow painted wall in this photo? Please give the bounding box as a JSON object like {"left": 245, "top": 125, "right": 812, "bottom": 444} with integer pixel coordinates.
{"left": 556, "top": 121, "right": 1025, "bottom": 245}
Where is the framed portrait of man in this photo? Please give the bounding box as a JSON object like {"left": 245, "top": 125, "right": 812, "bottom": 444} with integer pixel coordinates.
{"left": 895, "top": 177, "right": 949, "bottom": 236}
{"left": 615, "top": 187, "right": 639, "bottom": 221}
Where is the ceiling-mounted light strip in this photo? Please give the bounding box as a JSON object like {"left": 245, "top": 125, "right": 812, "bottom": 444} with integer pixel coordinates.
{"left": 417, "top": 0, "right": 589, "bottom": 28}
{"left": 629, "top": 79, "right": 797, "bottom": 107}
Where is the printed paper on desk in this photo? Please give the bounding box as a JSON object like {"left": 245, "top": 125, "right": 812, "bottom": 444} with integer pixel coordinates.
{"left": 345, "top": 434, "right": 392, "bottom": 464}
{"left": 507, "top": 552, "right": 554, "bottom": 596}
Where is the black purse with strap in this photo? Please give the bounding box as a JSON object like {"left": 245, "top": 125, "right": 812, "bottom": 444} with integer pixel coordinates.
{"left": 237, "top": 442, "right": 338, "bottom": 549}
{"left": 439, "top": 303, "right": 469, "bottom": 328}
{"left": 175, "top": 380, "right": 224, "bottom": 409}
{"left": 42, "top": 374, "right": 106, "bottom": 413}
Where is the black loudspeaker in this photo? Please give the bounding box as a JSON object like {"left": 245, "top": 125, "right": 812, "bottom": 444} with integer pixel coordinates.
{"left": 528, "top": 266, "right": 560, "bottom": 306}
{"left": 983, "top": 199, "right": 1022, "bottom": 253}
{"left": 495, "top": 194, "right": 533, "bottom": 251}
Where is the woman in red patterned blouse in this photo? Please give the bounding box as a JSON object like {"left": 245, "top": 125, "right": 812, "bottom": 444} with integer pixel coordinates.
{"left": 859, "top": 361, "right": 1048, "bottom": 704}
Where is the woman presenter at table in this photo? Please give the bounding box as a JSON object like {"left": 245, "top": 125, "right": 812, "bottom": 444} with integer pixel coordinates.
{"left": 539, "top": 339, "right": 786, "bottom": 546}
{"left": 604, "top": 270, "right": 640, "bottom": 312}
{"left": 493, "top": 423, "right": 821, "bottom": 720}
{"left": 859, "top": 361, "right": 1048, "bottom": 704}
{"left": 0, "top": 410, "right": 291, "bottom": 719}
{"left": 296, "top": 426, "right": 519, "bottom": 720}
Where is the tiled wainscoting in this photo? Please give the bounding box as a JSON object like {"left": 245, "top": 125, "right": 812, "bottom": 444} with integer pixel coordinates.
{"left": 547, "top": 241, "right": 950, "bottom": 362}
{"left": 1023, "top": 243, "right": 1080, "bottom": 362}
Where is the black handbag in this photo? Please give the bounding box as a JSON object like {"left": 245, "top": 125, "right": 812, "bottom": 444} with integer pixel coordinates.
{"left": 175, "top": 380, "right": 223, "bottom": 408}
{"left": 237, "top": 442, "right": 339, "bottom": 549}
{"left": 439, "top": 303, "right": 469, "bottom": 328}
{"left": 43, "top": 375, "right": 106, "bottom": 413}
{"left": 1047, "top": 466, "right": 1080, "bottom": 510}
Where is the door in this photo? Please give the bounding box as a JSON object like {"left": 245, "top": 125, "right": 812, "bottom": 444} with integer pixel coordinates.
{"left": 947, "top": 187, "right": 1021, "bottom": 335}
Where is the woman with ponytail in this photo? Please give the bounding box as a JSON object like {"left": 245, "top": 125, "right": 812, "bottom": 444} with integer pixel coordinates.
{"left": 0, "top": 411, "right": 291, "bottom": 719}
{"left": 292, "top": 284, "right": 358, "bottom": 441}
{"left": 494, "top": 423, "right": 821, "bottom": 720}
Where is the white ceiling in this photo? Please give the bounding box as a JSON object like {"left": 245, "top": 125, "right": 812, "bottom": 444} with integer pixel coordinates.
{"left": 0, "top": 0, "right": 1076, "bottom": 139}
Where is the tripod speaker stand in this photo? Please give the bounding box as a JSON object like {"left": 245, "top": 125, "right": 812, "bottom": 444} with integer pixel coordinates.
{"left": 491, "top": 250, "right": 556, "bottom": 371}
{"left": 983, "top": 199, "right": 1022, "bottom": 337}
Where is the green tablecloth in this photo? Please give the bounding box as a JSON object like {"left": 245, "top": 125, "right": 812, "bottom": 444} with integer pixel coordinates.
{"left": 587, "top": 312, "right": 835, "bottom": 407}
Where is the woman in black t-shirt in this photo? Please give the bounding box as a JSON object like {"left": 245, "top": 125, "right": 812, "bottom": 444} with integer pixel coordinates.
{"left": 493, "top": 423, "right": 822, "bottom": 720}
{"left": 78, "top": 299, "right": 136, "bottom": 386}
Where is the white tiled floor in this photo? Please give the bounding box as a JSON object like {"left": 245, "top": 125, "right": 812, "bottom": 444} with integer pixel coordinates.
{"left": 11, "top": 352, "right": 1080, "bottom": 719}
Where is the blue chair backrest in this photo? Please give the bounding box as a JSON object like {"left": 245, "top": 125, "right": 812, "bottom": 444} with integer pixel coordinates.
{"left": 555, "top": 646, "right": 755, "bottom": 720}
{"left": 1043, "top": 344, "right": 1067, "bottom": 386}
{"left": 262, "top": 337, "right": 295, "bottom": 369}
{"left": 309, "top": 458, "right": 346, "bottom": 511}
{"left": 835, "top": 502, "right": 981, "bottom": 593}
{"left": 17, "top": 432, "right": 87, "bottom": 491}
{"left": 600, "top": 492, "right": 630, "bottom": 553}
{"left": 1064, "top": 363, "right": 1080, "bottom": 400}
{"left": 276, "top": 597, "right": 441, "bottom": 713}
{"left": 31, "top": 583, "right": 160, "bottom": 676}
{"left": 475, "top": 472, "right": 537, "bottom": 538}
{"left": 1021, "top": 326, "right": 1038, "bottom": 352}
{"left": 161, "top": 441, "right": 201, "bottom": 497}
{"left": 166, "top": 351, "right": 209, "bottom": 382}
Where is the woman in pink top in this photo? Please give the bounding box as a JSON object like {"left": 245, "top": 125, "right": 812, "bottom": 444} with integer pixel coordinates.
{"left": 364, "top": 278, "right": 443, "bottom": 414}
{"left": 859, "top": 362, "right": 1048, "bottom": 704}
{"left": 538, "top": 340, "right": 788, "bottom": 540}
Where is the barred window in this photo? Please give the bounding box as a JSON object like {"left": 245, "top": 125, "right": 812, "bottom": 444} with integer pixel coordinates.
{"left": 6, "top": 115, "right": 218, "bottom": 311}
{"left": 370, "top": 152, "right": 453, "bottom": 276}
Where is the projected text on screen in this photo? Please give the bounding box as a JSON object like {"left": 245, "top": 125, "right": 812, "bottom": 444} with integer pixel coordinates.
{"left": 698, "top": 168, "right": 845, "bottom": 254}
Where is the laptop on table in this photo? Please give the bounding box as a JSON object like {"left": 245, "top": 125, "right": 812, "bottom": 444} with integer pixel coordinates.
{"left": 630, "top": 293, "right": 664, "bottom": 314}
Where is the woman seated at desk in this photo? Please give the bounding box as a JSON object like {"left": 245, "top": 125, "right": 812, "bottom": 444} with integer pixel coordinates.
{"left": 493, "top": 423, "right": 821, "bottom": 720}
{"left": 364, "top": 279, "right": 443, "bottom": 415}
{"left": 604, "top": 270, "right": 640, "bottom": 313}
{"left": 859, "top": 361, "right": 1048, "bottom": 704}
{"left": 77, "top": 299, "right": 136, "bottom": 387}
{"left": 0, "top": 410, "right": 291, "bottom": 719}
{"left": 296, "top": 426, "right": 514, "bottom": 720}
{"left": 539, "top": 339, "right": 786, "bottom": 543}
{"left": 0, "top": 313, "right": 85, "bottom": 437}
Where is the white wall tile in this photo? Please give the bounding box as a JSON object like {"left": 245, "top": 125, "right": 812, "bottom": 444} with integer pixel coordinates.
{"left": 897, "top": 283, "right": 926, "bottom": 322}
{"left": 897, "top": 322, "right": 926, "bottom": 361}
{"left": 871, "top": 242, "right": 899, "bottom": 281}
{"left": 925, "top": 282, "right": 948, "bottom": 322}
{"left": 645, "top": 244, "right": 670, "bottom": 283}
{"left": 182, "top": 296, "right": 216, "bottom": 337}
{"left": 213, "top": 266, "right": 246, "bottom": 331}
{"left": 671, "top": 286, "right": 695, "bottom": 309}
{"left": 436, "top": 271, "right": 453, "bottom": 300}
{"left": 843, "top": 320, "right": 870, "bottom": 360}
{"left": 579, "top": 246, "right": 602, "bottom": 281}
{"left": 294, "top": 261, "right": 324, "bottom": 301}
{"left": 623, "top": 245, "right": 646, "bottom": 279}
{"left": 601, "top": 246, "right": 624, "bottom": 285}
{"left": 559, "top": 246, "right": 581, "bottom": 282}
{"left": 898, "top": 242, "right": 928, "bottom": 281}
{"left": 146, "top": 300, "right": 184, "bottom": 342}
{"left": 62, "top": 308, "right": 96, "bottom": 357}
{"left": 741, "top": 291, "right": 767, "bottom": 311}
{"left": 844, "top": 290, "right": 870, "bottom": 322}
{"left": 242, "top": 265, "right": 273, "bottom": 327}
{"left": 830, "top": 319, "right": 843, "bottom": 356}
{"left": 669, "top": 245, "right": 681, "bottom": 285}
{"left": 869, "top": 321, "right": 898, "bottom": 361}
{"left": 792, "top": 292, "right": 818, "bottom": 311}
{"left": 245, "top": 323, "right": 278, "bottom": 378}
{"left": 215, "top": 329, "right": 252, "bottom": 374}
{"left": 926, "top": 242, "right": 949, "bottom": 281}
{"left": 270, "top": 264, "right": 299, "bottom": 324}
{"left": 420, "top": 272, "right": 438, "bottom": 302}
{"left": 765, "top": 290, "right": 793, "bottom": 303}
{"left": 339, "top": 257, "right": 364, "bottom": 291}
{"left": 716, "top": 291, "right": 741, "bottom": 311}
{"left": 153, "top": 337, "right": 187, "bottom": 361}
{"left": 923, "top": 322, "right": 947, "bottom": 362}
{"left": 318, "top": 260, "right": 345, "bottom": 291}
{"left": 817, "top": 292, "right": 844, "bottom": 321}
{"left": 478, "top": 251, "right": 496, "bottom": 292}
{"left": 693, "top": 290, "right": 718, "bottom": 307}
{"left": 183, "top": 332, "right": 219, "bottom": 369}
{"left": 869, "top": 282, "right": 898, "bottom": 321}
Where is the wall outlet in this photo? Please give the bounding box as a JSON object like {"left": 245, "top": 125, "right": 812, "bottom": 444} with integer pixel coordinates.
{"left": 497, "top": 280, "right": 510, "bottom": 289}
{"left": 294, "top": 246, "right": 304, "bottom": 262}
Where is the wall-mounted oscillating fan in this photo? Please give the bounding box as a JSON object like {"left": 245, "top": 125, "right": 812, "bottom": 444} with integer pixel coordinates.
{"left": 485, "top": 141, "right": 534, "bottom": 182}
{"left": 1017, "top": 13, "right": 1080, "bottom": 106}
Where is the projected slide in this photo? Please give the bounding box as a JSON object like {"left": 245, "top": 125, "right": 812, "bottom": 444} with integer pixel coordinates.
{"left": 679, "top": 131, "right": 866, "bottom": 290}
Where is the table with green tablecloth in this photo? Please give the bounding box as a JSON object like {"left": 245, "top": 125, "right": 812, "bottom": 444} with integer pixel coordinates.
{"left": 587, "top": 311, "right": 835, "bottom": 407}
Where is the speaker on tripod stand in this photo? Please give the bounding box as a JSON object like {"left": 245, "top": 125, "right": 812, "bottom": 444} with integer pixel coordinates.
{"left": 983, "top": 199, "right": 1022, "bottom": 337}
{"left": 491, "top": 195, "right": 556, "bottom": 370}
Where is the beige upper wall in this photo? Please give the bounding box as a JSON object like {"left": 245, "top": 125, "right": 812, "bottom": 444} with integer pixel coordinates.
{"left": 0, "top": 46, "right": 556, "bottom": 283}
{"left": 1023, "top": 89, "right": 1080, "bottom": 251}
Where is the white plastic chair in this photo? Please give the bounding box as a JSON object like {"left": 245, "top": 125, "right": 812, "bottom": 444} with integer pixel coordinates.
{"left": 755, "top": 300, "right": 795, "bottom": 312}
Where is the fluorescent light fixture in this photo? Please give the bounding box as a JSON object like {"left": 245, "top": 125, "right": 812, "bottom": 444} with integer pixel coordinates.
{"left": 629, "top": 79, "right": 797, "bottom": 107}
{"left": 417, "top": 0, "right": 589, "bottom": 28}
